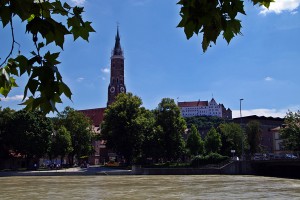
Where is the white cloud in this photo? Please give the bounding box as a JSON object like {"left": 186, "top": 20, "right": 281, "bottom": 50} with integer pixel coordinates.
{"left": 232, "top": 106, "right": 300, "bottom": 118}
{"left": 69, "top": 0, "right": 86, "bottom": 6}
{"left": 1, "top": 95, "right": 25, "bottom": 102}
{"left": 101, "top": 67, "right": 110, "bottom": 74}
{"left": 264, "top": 76, "right": 273, "bottom": 81}
{"left": 260, "top": 0, "right": 300, "bottom": 15}
{"left": 76, "top": 77, "right": 85, "bottom": 82}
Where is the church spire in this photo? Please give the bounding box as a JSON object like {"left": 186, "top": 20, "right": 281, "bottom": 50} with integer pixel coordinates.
{"left": 113, "top": 26, "right": 123, "bottom": 56}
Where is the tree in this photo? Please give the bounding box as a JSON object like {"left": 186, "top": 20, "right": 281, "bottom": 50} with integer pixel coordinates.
{"left": 0, "top": 107, "right": 15, "bottom": 159}
{"left": 50, "top": 126, "right": 73, "bottom": 165}
{"left": 280, "top": 111, "right": 300, "bottom": 152}
{"left": 204, "top": 127, "right": 222, "bottom": 153}
{"left": 177, "top": 0, "right": 273, "bottom": 52}
{"left": 101, "top": 93, "right": 149, "bottom": 165}
{"left": 154, "top": 98, "right": 186, "bottom": 161}
{"left": 218, "top": 123, "right": 244, "bottom": 156}
{"left": 245, "top": 120, "right": 261, "bottom": 155}
{"left": 6, "top": 110, "right": 53, "bottom": 166}
{"left": 186, "top": 124, "right": 204, "bottom": 156}
{"left": 185, "top": 116, "right": 227, "bottom": 130}
{"left": 140, "top": 109, "right": 163, "bottom": 162}
{"left": 58, "top": 107, "right": 94, "bottom": 165}
{"left": 0, "top": 0, "right": 95, "bottom": 113}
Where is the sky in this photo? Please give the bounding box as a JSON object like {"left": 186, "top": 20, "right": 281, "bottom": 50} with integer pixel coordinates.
{"left": 1, "top": 0, "right": 300, "bottom": 118}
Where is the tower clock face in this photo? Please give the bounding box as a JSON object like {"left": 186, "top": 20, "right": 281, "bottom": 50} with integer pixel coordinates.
{"left": 120, "top": 87, "right": 125, "bottom": 93}
{"left": 110, "top": 86, "right": 115, "bottom": 93}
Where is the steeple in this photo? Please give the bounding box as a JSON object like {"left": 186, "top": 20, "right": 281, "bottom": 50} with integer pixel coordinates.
{"left": 112, "top": 27, "right": 123, "bottom": 56}
{"left": 107, "top": 26, "right": 126, "bottom": 106}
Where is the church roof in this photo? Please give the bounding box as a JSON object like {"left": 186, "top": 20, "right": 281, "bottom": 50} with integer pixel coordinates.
{"left": 78, "top": 107, "right": 106, "bottom": 127}
{"left": 178, "top": 101, "right": 208, "bottom": 107}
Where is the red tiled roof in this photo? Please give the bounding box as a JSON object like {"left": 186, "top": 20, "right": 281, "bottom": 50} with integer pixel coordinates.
{"left": 78, "top": 107, "right": 106, "bottom": 127}
{"left": 178, "top": 101, "right": 208, "bottom": 107}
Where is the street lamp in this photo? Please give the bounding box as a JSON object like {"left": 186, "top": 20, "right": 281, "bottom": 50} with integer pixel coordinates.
{"left": 240, "top": 98, "right": 244, "bottom": 160}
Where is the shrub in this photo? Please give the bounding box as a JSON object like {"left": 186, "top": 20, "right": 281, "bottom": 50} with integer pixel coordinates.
{"left": 190, "top": 153, "right": 229, "bottom": 167}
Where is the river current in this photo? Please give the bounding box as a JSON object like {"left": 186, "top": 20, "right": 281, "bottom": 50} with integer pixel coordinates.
{"left": 1, "top": 175, "right": 300, "bottom": 199}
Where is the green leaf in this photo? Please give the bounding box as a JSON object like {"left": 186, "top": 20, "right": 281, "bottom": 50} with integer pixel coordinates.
{"left": 63, "top": 2, "right": 71, "bottom": 10}
{"left": 0, "top": 6, "right": 11, "bottom": 28}
{"left": 59, "top": 82, "right": 72, "bottom": 99}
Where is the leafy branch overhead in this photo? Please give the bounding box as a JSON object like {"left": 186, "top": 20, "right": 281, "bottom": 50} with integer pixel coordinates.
{"left": 0, "top": 0, "right": 95, "bottom": 113}
{"left": 177, "top": 0, "right": 273, "bottom": 52}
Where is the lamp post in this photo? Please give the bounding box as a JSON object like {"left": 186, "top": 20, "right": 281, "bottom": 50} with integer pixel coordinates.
{"left": 240, "top": 98, "right": 244, "bottom": 160}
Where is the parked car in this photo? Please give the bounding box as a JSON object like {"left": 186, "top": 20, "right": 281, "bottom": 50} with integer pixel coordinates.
{"left": 285, "top": 154, "right": 297, "bottom": 159}
{"left": 105, "top": 161, "right": 119, "bottom": 167}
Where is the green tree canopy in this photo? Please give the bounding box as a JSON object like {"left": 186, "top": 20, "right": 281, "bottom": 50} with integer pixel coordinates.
{"left": 50, "top": 125, "right": 73, "bottom": 164}
{"left": 6, "top": 110, "right": 53, "bottom": 160}
{"left": 186, "top": 124, "right": 205, "bottom": 156}
{"left": 101, "top": 93, "right": 149, "bottom": 165}
{"left": 280, "top": 111, "right": 300, "bottom": 152}
{"left": 218, "top": 123, "right": 244, "bottom": 156}
{"left": 245, "top": 120, "right": 261, "bottom": 155}
{"left": 204, "top": 127, "right": 222, "bottom": 153}
{"left": 140, "top": 109, "right": 163, "bottom": 162}
{"left": 58, "top": 107, "right": 94, "bottom": 164}
{"left": 177, "top": 0, "right": 273, "bottom": 52}
{"left": 154, "top": 98, "right": 186, "bottom": 161}
{"left": 0, "top": 0, "right": 95, "bottom": 113}
{"left": 0, "top": 107, "right": 15, "bottom": 159}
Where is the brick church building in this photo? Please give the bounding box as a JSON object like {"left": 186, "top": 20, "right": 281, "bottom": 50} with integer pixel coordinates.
{"left": 78, "top": 28, "right": 126, "bottom": 164}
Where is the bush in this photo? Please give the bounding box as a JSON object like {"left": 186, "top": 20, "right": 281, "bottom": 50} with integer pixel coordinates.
{"left": 190, "top": 153, "right": 229, "bottom": 167}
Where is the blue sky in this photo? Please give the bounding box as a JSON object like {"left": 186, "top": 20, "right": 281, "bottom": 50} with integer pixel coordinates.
{"left": 1, "top": 0, "right": 300, "bottom": 118}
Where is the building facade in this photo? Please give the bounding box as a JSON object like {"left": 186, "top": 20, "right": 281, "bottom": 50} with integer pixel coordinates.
{"left": 178, "top": 98, "right": 232, "bottom": 119}
{"left": 232, "top": 115, "right": 284, "bottom": 154}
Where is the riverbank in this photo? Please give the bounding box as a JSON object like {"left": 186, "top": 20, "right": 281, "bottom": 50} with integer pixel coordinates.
{"left": 0, "top": 165, "right": 132, "bottom": 177}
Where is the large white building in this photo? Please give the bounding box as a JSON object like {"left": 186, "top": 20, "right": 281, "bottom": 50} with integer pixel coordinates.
{"left": 178, "top": 98, "right": 232, "bottom": 119}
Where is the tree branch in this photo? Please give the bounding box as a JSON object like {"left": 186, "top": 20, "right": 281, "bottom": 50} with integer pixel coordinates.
{"left": 0, "top": 19, "right": 20, "bottom": 68}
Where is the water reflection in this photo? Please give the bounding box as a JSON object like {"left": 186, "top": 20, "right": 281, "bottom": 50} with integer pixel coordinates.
{"left": 1, "top": 175, "right": 300, "bottom": 199}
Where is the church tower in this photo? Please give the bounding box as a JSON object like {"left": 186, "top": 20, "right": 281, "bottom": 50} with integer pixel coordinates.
{"left": 107, "top": 28, "right": 126, "bottom": 106}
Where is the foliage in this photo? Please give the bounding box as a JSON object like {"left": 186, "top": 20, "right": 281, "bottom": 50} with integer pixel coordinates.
{"left": 58, "top": 107, "right": 94, "bottom": 163}
{"left": 190, "top": 152, "right": 229, "bottom": 167}
{"left": 101, "top": 93, "right": 148, "bottom": 165}
{"left": 245, "top": 120, "right": 262, "bottom": 155}
{"left": 218, "top": 123, "right": 244, "bottom": 156}
{"left": 0, "top": 0, "right": 95, "bottom": 113}
{"left": 177, "top": 0, "right": 273, "bottom": 52}
{"left": 154, "top": 98, "right": 187, "bottom": 161}
{"left": 50, "top": 126, "right": 73, "bottom": 163}
{"left": 204, "top": 127, "right": 222, "bottom": 153}
{"left": 280, "top": 111, "right": 300, "bottom": 152}
{"left": 140, "top": 109, "right": 163, "bottom": 162}
{"left": 5, "top": 110, "right": 53, "bottom": 159}
{"left": 185, "top": 116, "right": 227, "bottom": 130}
{"left": 186, "top": 124, "right": 205, "bottom": 156}
{"left": 0, "top": 107, "right": 15, "bottom": 159}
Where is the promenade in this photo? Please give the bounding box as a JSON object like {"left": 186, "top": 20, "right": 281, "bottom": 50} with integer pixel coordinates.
{"left": 0, "top": 166, "right": 132, "bottom": 176}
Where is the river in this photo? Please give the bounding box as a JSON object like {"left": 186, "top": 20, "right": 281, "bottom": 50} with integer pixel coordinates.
{"left": 1, "top": 175, "right": 300, "bottom": 199}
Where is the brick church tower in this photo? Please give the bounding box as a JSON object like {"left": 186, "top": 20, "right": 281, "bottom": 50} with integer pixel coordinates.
{"left": 107, "top": 28, "right": 126, "bottom": 106}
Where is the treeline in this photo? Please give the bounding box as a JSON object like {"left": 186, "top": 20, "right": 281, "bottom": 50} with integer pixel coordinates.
{"left": 0, "top": 107, "right": 94, "bottom": 169}
{"left": 101, "top": 93, "right": 264, "bottom": 165}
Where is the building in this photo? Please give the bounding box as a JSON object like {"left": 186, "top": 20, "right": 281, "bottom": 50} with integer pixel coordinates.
{"left": 178, "top": 98, "right": 232, "bottom": 119}
{"left": 232, "top": 115, "right": 284, "bottom": 154}
{"left": 271, "top": 126, "right": 285, "bottom": 154}
{"left": 107, "top": 28, "right": 127, "bottom": 106}
{"left": 78, "top": 28, "right": 126, "bottom": 164}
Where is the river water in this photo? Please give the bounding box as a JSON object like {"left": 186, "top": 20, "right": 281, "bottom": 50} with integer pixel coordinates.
{"left": 1, "top": 175, "right": 300, "bottom": 199}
